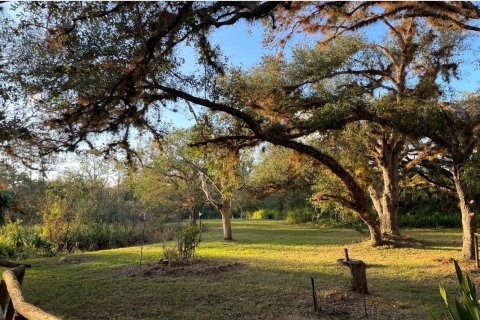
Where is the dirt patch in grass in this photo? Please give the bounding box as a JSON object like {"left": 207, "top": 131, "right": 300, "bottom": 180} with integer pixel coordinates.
{"left": 118, "top": 259, "right": 246, "bottom": 278}
{"left": 314, "top": 288, "right": 407, "bottom": 319}
{"left": 56, "top": 256, "right": 96, "bottom": 265}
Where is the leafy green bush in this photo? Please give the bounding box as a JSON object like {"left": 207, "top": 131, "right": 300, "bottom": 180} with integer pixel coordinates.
{"left": 161, "top": 224, "right": 202, "bottom": 265}
{"left": 287, "top": 207, "right": 314, "bottom": 224}
{"left": 42, "top": 221, "right": 159, "bottom": 253}
{"left": 0, "top": 237, "right": 15, "bottom": 258}
{"left": 433, "top": 260, "right": 480, "bottom": 319}
{"left": 245, "top": 209, "right": 264, "bottom": 219}
{"left": 245, "top": 209, "right": 285, "bottom": 220}
{"left": 0, "top": 221, "right": 56, "bottom": 259}
{"left": 177, "top": 224, "right": 201, "bottom": 261}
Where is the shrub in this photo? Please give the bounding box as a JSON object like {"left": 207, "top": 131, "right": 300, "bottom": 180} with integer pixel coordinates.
{"left": 161, "top": 224, "right": 202, "bottom": 265}
{"left": 162, "top": 246, "right": 180, "bottom": 266}
{"left": 0, "top": 221, "right": 56, "bottom": 259}
{"left": 0, "top": 191, "right": 14, "bottom": 224}
{"left": 245, "top": 209, "right": 285, "bottom": 220}
{"left": 246, "top": 209, "right": 265, "bottom": 219}
{"left": 177, "top": 224, "right": 201, "bottom": 261}
{"left": 287, "top": 207, "right": 315, "bottom": 224}
{"left": 42, "top": 221, "right": 157, "bottom": 253}
{"left": 398, "top": 213, "right": 464, "bottom": 228}
{"left": 0, "top": 237, "right": 15, "bottom": 258}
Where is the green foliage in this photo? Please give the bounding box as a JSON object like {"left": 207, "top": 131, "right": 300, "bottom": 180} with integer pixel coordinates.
{"left": 286, "top": 207, "right": 316, "bottom": 224}
{"left": 433, "top": 260, "right": 480, "bottom": 319}
{"left": 42, "top": 221, "right": 153, "bottom": 253}
{"left": 0, "top": 190, "right": 14, "bottom": 224}
{"left": 177, "top": 224, "right": 202, "bottom": 261}
{"left": 287, "top": 205, "right": 361, "bottom": 228}
{"left": 0, "top": 220, "right": 56, "bottom": 259}
{"left": 399, "top": 213, "right": 464, "bottom": 229}
{"left": 38, "top": 159, "right": 154, "bottom": 252}
{"left": 245, "top": 209, "right": 264, "bottom": 220}
{"left": 162, "top": 224, "right": 202, "bottom": 265}
{"left": 245, "top": 209, "right": 285, "bottom": 220}
{"left": 245, "top": 146, "right": 316, "bottom": 213}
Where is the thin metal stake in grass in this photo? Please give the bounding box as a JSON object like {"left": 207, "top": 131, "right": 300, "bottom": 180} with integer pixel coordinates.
{"left": 139, "top": 211, "right": 146, "bottom": 267}
{"left": 361, "top": 269, "right": 368, "bottom": 319}
{"left": 311, "top": 277, "right": 321, "bottom": 312}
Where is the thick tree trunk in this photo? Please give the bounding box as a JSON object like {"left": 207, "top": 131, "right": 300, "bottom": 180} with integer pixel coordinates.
{"left": 452, "top": 166, "right": 477, "bottom": 260}
{"left": 369, "top": 132, "right": 403, "bottom": 236}
{"left": 189, "top": 210, "right": 197, "bottom": 225}
{"left": 357, "top": 192, "right": 383, "bottom": 245}
{"left": 362, "top": 210, "right": 382, "bottom": 246}
{"left": 220, "top": 200, "right": 233, "bottom": 241}
{"left": 379, "top": 164, "right": 401, "bottom": 236}
{"left": 369, "top": 177, "right": 401, "bottom": 237}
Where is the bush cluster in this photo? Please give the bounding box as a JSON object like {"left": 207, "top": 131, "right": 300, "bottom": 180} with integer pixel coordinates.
{"left": 42, "top": 222, "right": 161, "bottom": 253}
{"left": 162, "top": 224, "right": 202, "bottom": 265}
{"left": 0, "top": 221, "right": 56, "bottom": 259}
{"left": 245, "top": 209, "right": 285, "bottom": 220}
{"left": 398, "top": 213, "right": 465, "bottom": 228}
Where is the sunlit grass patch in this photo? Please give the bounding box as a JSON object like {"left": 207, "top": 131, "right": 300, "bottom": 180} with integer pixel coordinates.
{"left": 7, "top": 220, "right": 473, "bottom": 319}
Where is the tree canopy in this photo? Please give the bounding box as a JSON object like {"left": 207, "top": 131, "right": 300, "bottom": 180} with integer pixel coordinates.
{"left": 2, "top": 1, "right": 480, "bottom": 251}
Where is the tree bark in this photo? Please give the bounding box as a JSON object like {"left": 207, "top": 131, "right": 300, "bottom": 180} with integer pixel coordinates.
{"left": 379, "top": 162, "right": 401, "bottom": 236}
{"left": 363, "top": 210, "right": 382, "bottom": 245}
{"left": 220, "top": 200, "right": 233, "bottom": 241}
{"left": 356, "top": 191, "right": 383, "bottom": 245}
{"left": 189, "top": 210, "right": 197, "bottom": 225}
{"left": 369, "top": 131, "right": 403, "bottom": 236}
{"left": 452, "top": 165, "right": 477, "bottom": 260}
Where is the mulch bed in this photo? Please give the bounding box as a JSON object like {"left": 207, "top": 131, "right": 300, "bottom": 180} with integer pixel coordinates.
{"left": 118, "top": 259, "right": 245, "bottom": 278}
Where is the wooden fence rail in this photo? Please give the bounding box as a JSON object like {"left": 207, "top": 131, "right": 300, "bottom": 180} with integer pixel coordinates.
{"left": 0, "top": 260, "right": 60, "bottom": 320}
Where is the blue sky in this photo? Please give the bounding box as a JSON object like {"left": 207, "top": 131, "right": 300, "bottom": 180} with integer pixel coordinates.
{"left": 165, "top": 20, "right": 273, "bottom": 129}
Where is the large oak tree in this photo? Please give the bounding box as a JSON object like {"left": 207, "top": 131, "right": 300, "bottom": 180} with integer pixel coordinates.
{"left": 6, "top": 1, "right": 480, "bottom": 247}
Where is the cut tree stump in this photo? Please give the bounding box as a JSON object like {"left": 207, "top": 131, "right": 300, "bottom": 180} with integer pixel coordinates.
{"left": 337, "top": 249, "right": 368, "bottom": 294}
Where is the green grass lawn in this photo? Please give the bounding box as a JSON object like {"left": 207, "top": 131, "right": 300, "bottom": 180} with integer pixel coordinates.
{"left": 9, "top": 220, "right": 476, "bottom": 319}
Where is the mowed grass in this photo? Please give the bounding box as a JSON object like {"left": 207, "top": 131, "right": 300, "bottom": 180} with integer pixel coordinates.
{"left": 8, "top": 220, "right": 476, "bottom": 319}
